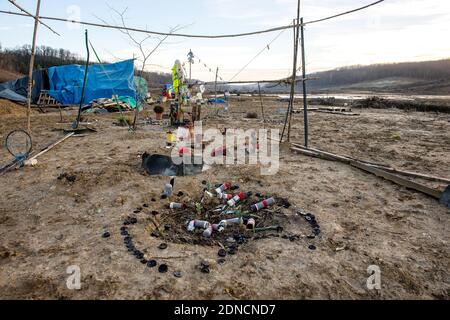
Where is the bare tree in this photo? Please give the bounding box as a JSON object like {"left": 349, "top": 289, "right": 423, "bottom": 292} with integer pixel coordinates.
{"left": 96, "top": 6, "right": 187, "bottom": 129}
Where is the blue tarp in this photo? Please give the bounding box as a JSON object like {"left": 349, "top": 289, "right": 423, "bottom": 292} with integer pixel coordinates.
{"left": 47, "top": 59, "right": 135, "bottom": 105}
{"left": 0, "top": 69, "right": 47, "bottom": 103}
{"left": 0, "top": 88, "right": 27, "bottom": 103}
{"left": 208, "top": 98, "right": 226, "bottom": 104}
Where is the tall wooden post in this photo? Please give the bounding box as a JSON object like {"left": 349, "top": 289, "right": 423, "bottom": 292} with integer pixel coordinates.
{"left": 257, "top": 82, "right": 265, "bottom": 123}
{"left": 26, "top": 0, "right": 42, "bottom": 133}
{"left": 281, "top": 0, "right": 301, "bottom": 142}
{"left": 300, "top": 17, "right": 309, "bottom": 147}
{"left": 214, "top": 67, "right": 218, "bottom": 109}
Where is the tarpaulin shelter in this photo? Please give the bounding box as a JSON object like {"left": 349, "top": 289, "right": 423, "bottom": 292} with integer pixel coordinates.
{"left": 0, "top": 69, "right": 48, "bottom": 103}
{"left": 47, "top": 59, "right": 135, "bottom": 105}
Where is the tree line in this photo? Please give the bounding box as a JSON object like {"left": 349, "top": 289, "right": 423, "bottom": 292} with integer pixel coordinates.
{"left": 0, "top": 44, "right": 171, "bottom": 86}
{"left": 306, "top": 59, "right": 450, "bottom": 89}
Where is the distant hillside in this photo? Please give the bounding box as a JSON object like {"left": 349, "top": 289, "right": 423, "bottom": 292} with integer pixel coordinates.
{"left": 0, "top": 44, "right": 171, "bottom": 86}
{"left": 260, "top": 59, "right": 450, "bottom": 95}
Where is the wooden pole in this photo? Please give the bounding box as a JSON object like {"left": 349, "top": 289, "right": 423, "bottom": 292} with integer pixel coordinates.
{"left": 75, "top": 29, "right": 89, "bottom": 129}
{"left": 300, "top": 17, "right": 309, "bottom": 147}
{"left": 26, "top": 0, "right": 41, "bottom": 134}
{"left": 281, "top": 0, "right": 301, "bottom": 142}
{"left": 257, "top": 82, "right": 265, "bottom": 123}
{"left": 288, "top": 0, "right": 301, "bottom": 141}
{"left": 214, "top": 67, "right": 219, "bottom": 109}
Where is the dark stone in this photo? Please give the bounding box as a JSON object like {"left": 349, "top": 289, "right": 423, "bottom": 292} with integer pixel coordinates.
{"left": 218, "top": 248, "right": 227, "bottom": 257}
{"left": 102, "top": 231, "right": 110, "bottom": 238}
{"left": 201, "top": 266, "right": 210, "bottom": 273}
{"left": 308, "top": 245, "right": 316, "bottom": 251}
{"left": 173, "top": 271, "right": 182, "bottom": 278}
{"left": 147, "top": 260, "right": 157, "bottom": 268}
{"left": 158, "top": 264, "right": 168, "bottom": 273}
{"left": 158, "top": 243, "right": 168, "bottom": 250}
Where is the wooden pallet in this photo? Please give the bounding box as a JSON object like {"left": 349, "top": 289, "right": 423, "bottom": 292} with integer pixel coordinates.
{"left": 37, "top": 91, "right": 61, "bottom": 108}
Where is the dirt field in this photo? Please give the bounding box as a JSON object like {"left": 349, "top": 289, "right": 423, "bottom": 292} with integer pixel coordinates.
{"left": 0, "top": 96, "right": 449, "bottom": 300}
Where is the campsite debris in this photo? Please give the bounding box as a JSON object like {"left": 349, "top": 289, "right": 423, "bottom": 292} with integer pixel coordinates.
{"left": 215, "top": 182, "right": 232, "bottom": 195}
{"left": 219, "top": 193, "right": 233, "bottom": 200}
{"left": 202, "top": 226, "right": 213, "bottom": 237}
{"left": 251, "top": 197, "right": 275, "bottom": 211}
{"left": 246, "top": 218, "right": 256, "bottom": 229}
{"left": 163, "top": 177, "right": 175, "bottom": 197}
{"left": 169, "top": 202, "right": 184, "bottom": 209}
{"left": 227, "top": 192, "right": 250, "bottom": 207}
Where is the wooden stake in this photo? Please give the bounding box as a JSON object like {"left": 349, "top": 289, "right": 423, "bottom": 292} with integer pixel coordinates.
{"left": 214, "top": 67, "right": 219, "bottom": 109}
{"left": 281, "top": 0, "right": 301, "bottom": 142}
{"left": 257, "top": 82, "right": 265, "bottom": 123}
{"left": 26, "top": 0, "right": 42, "bottom": 134}
{"left": 300, "top": 17, "right": 309, "bottom": 147}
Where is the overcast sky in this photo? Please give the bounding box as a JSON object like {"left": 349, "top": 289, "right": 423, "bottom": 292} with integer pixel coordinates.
{"left": 0, "top": 0, "right": 449, "bottom": 81}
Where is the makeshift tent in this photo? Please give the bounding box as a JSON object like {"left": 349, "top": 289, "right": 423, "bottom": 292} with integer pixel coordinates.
{"left": 47, "top": 59, "right": 135, "bottom": 105}
{"left": 0, "top": 88, "right": 27, "bottom": 103}
{"left": 0, "top": 69, "right": 48, "bottom": 103}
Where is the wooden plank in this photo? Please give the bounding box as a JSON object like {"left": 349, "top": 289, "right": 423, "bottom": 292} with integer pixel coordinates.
{"left": 29, "top": 132, "right": 75, "bottom": 161}
{"left": 351, "top": 161, "right": 442, "bottom": 199}
{"left": 290, "top": 142, "right": 450, "bottom": 184}
{"left": 290, "top": 145, "right": 444, "bottom": 199}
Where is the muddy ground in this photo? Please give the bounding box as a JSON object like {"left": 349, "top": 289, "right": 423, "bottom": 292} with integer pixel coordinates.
{"left": 0, "top": 96, "right": 449, "bottom": 300}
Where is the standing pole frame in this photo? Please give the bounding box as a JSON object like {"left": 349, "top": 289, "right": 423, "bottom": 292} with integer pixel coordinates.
{"left": 281, "top": 0, "right": 301, "bottom": 142}
{"left": 300, "top": 17, "right": 309, "bottom": 147}
{"left": 74, "top": 29, "right": 90, "bottom": 129}
{"left": 26, "top": 0, "right": 42, "bottom": 134}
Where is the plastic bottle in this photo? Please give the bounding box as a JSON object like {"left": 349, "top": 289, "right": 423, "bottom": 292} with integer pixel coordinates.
{"left": 250, "top": 197, "right": 275, "bottom": 212}
{"left": 163, "top": 177, "right": 175, "bottom": 197}
{"left": 223, "top": 217, "right": 243, "bottom": 225}
{"left": 227, "top": 192, "right": 247, "bottom": 206}
{"left": 220, "top": 193, "right": 233, "bottom": 200}
{"left": 202, "top": 226, "right": 213, "bottom": 237}
{"left": 169, "top": 202, "right": 183, "bottom": 209}
{"left": 194, "top": 220, "right": 210, "bottom": 229}
{"left": 215, "top": 182, "right": 232, "bottom": 194}
{"left": 212, "top": 223, "right": 225, "bottom": 232}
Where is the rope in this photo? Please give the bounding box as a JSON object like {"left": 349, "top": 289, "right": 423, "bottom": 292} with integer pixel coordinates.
{"left": 228, "top": 26, "right": 289, "bottom": 82}
{"left": 0, "top": 1, "right": 384, "bottom": 39}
